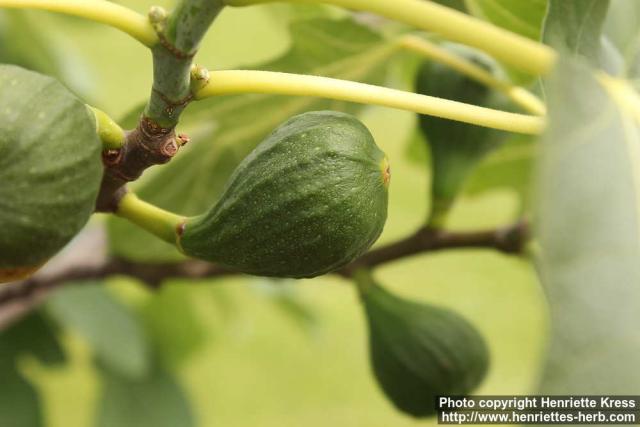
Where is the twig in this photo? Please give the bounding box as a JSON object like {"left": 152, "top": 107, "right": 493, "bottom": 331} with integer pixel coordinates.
{"left": 95, "top": 0, "right": 224, "bottom": 212}
{"left": 339, "top": 220, "right": 528, "bottom": 276}
{"left": 0, "top": 220, "right": 529, "bottom": 311}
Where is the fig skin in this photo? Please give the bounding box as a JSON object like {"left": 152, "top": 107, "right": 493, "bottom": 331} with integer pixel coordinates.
{"left": 179, "top": 111, "right": 389, "bottom": 278}
{"left": 360, "top": 276, "right": 489, "bottom": 417}
{"left": 0, "top": 65, "right": 103, "bottom": 283}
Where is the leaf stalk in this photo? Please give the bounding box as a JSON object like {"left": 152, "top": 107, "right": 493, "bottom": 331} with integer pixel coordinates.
{"left": 196, "top": 70, "right": 546, "bottom": 134}
{"left": 223, "top": 0, "right": 557, "bottom": 75}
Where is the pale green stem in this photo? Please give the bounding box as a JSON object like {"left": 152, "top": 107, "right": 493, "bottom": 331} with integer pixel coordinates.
{"left": 399, "top": 35, "right": 547, "bottom": 116}
{"left": 196, "top": 70, "right": 545, "bottom": 135}
{"left": 87, "top": 106, "right": 126, "bottom": 150}
{"left": 144, "top": 0, "right": 225, "bottom": 127}
{"left": 0, "top": 0, "right": 157, "bottom": 47}
{"left": 116, "top": 193, "right": 185, "bottom": 245}
{"left": 223, "top": 0, "right": 557, "bottom": 76}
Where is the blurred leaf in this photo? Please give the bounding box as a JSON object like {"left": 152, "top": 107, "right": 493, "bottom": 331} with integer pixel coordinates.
{"left": 432, "top": 0, "right": 467, "bottom": 12}
{"left": 47, "top": 283, "right": 150, "bottom": 379}
{"left": 466, "top": 0, "right": 547, "bottom": 40}
{"left": 96, "top": 363, "right": 194, "bottom": 427}
{"left": 464, "top": 135, "right": 536, "bottom": 210}
{"left": 264, "top": 3, "right": 337, "bottom": 24}
{"left": 604, "top": 0, "right": 640, "bottom": 54}
{"left": 252, "top": 280, "right": 318, "bottom": 332}
{"left": 542, "top": 0, "right": 613, "bottom": 70}
{"left": 403, "top": 126, "right": 429, "bottom": 167}
{"left": 108, "top": 17, "right": 394, "bottom": 261}
{"left": 0, "top": 11, "right": 92, "bottom": 97}
{"left": 604, "top": 0, "right": 640, "bottom": 80}
{"left": 0, "top": 310, "right": 61, "bottom": 427}
{"left": 0, "top": 310, "right": 65, "bottom": 366}
{"left": 465, "top": 0, "right": 547, "bottom": 84}
{"left": 140, "top": 285, "right": 207, "bottom": 368}
{"left": 271, "top": 294, "right": 317, "bottom": 332}
{"left": 537, "top": 59, "right": 640, "bottom": 393}
{"left": 0, "top": 363, "right": 42, "bottom": 427}
{"left": 0, "top": 11, "right": 60, "bottom": 77}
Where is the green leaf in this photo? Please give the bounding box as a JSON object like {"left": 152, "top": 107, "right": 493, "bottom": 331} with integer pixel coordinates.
{"left": 466, "top": 0, "right": 547, "bottom": 40}
{"left": 403, "top": 126, "right": 430, "bottom": 167}
{"left": 0, "top": 364, "right": 42, "bottom": 427}
{"left": 0, "top": 310, "right": 65, "bottom": 366}
{"left": 47, "top": 283, "right": 150, "bottom": 378}
{"left": 0, "top": 310, "right": 61, "bottom": 427}
{"left": 537, "top": 59, "right": 640, "bottom": 393}
{"left": 0, "top": 11, "right": 92, "bottom": 97}
{"left": 264, "top": 3, "right": 337, "bottom": 24}
{"left": 604, "top": 0, "right": 640, "bottom": 79}
{"left": 141, "top": 284, "right": 207, "bottom": 368}
{"left": 0, "top": 11, "right": 60, "bottom": 78}
{"left": 96, "top": 364, "right": 194, "bottom": 427}
{"left": 463, "top": 135, "right": 536, "bottom": 210}
{"left": 107, "top": 17, "right": 394, "bottom": 262}
{"left": 542, "top": 0, "right": 612, "bottom": 70}
{"left": 465, "top": 0, "right": 547, "bottom": 84}
{"left": 252, "top": 279, "right": 318, "bottom": 332}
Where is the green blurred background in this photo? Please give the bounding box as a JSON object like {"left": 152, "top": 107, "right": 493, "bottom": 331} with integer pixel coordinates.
{"left": 2, "top": 1, "right": 547, "bottom": 425}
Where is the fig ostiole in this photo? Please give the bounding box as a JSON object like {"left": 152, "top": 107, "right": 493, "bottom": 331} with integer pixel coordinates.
{"left": 0, "top": 65, "right": 103, "bottom": 283}
{"left": 175, "top": 111, "right": 390, "bottom": 278}
{"left": 355, "top": 270, "right": 489, "bottom": 417}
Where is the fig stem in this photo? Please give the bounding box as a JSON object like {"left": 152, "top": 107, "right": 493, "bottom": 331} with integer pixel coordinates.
{"left": 398, "top": 35, "right": 547, "bottom": 116}
{"left": 87, "top": 106, "right": 126, "bottom": 150}
{"left": 196, "top": 70, "right": 545, "bottom": 135}
{"left": 0, "top": 0, "right": 157, "bottom": 47}
{"left": 115, "top": 192, "right": 185, "bottom": 245}
{"left": 222, "top": 0, "right": 557, "bottom": 76}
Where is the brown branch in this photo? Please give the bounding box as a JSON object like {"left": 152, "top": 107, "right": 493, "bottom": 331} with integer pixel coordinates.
{"left": 95, "top": 118, "right": 181, "bottom": 212}
{"left": 339, "top": 220, "right": 528, "bottom": 276}
{"left": 0, "top": 220, "right": 528, "bottom": 316}
{"left": 94, "top": 2, "right": 224, "bottom": 212}
{"left": 0, "top": 259, "right": 233, "bottom": 306}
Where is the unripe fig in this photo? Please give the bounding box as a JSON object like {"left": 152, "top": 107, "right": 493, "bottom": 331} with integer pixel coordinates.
{"left": 179, "top": 111, "right": 389, "bottom": 278}
{"left": 0, "top": 65, "right": 102, "bottom": 283}
{"left": 415, "top": 44, "right": 507, "bottom": 226}
{"left": 357, "top": 272, "right": 489, "bottom": 417}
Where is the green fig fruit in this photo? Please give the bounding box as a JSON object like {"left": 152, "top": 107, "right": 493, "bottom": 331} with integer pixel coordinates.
{"left": 357, "top": 271, "right": 489, "bottom": 417}
{"left": 0, "top": 65, "right": 102, "bottom": 283}
{"left": 179, "top": 111, "right": 389, "bottom": 278}
{"left": 415, "top": 44, "right": 508, "bottom": 226}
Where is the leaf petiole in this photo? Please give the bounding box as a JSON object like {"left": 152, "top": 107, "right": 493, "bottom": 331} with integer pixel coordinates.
{"left": 223, "top": 0, "right": 557, "bottom": 76}
{"left": 195, "top": 70, "right": 546, "bottom": 135}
